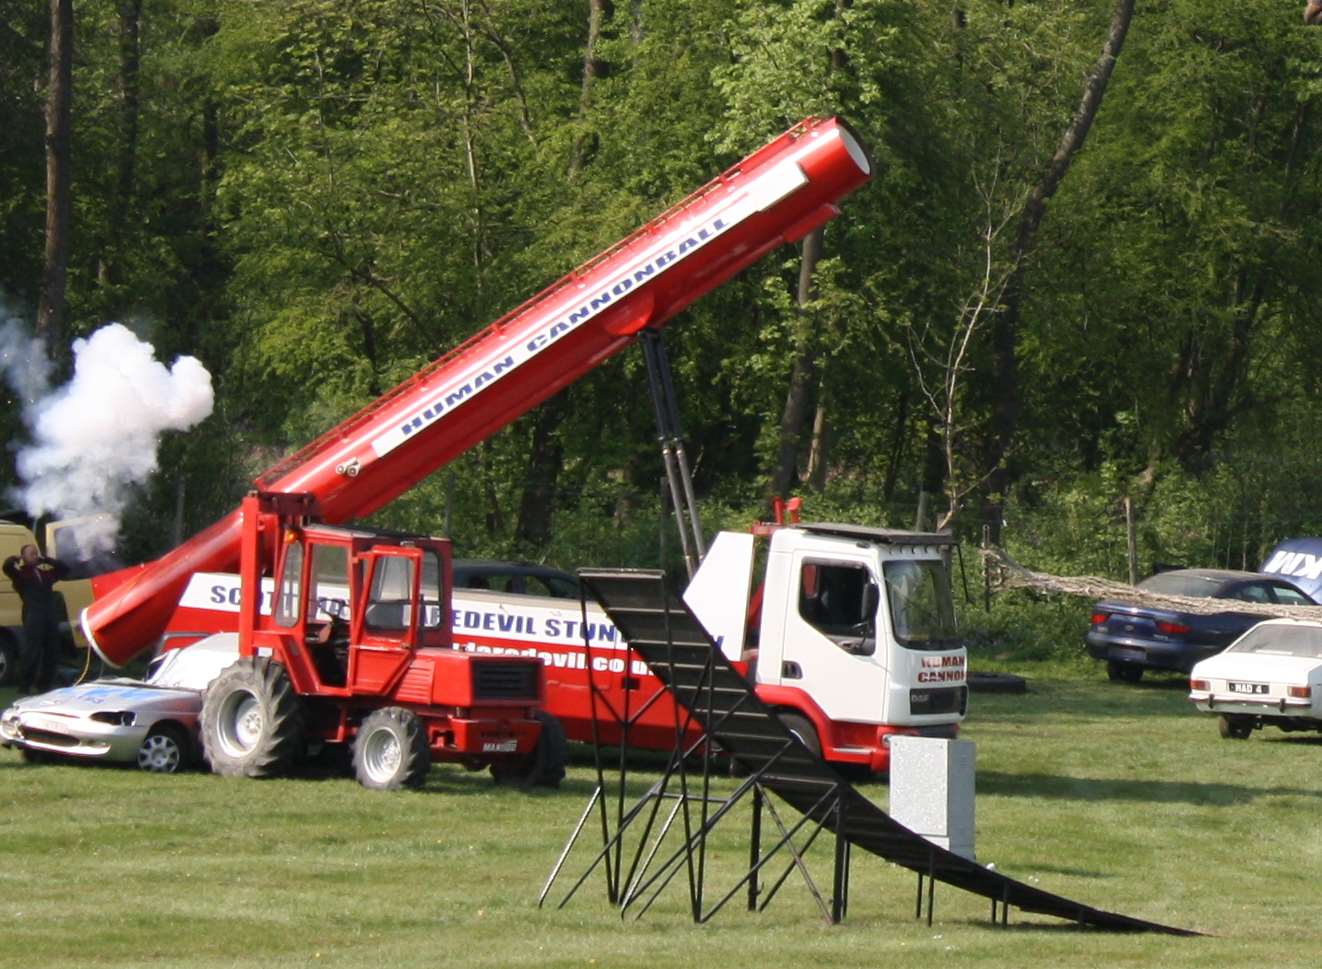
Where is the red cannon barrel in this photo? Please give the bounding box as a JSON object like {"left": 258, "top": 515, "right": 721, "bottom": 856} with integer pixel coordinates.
{"left": 83, "top": 116, "right": 872, "bottom": 666}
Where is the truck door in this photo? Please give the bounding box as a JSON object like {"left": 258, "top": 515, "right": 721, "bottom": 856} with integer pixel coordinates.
{"left": 779, "top": 555, "right": 888, "bottom": 723}
{"left": 305, "top": 542, "right": 352, "bottom": 688}
{"left": 350, "top": 548, "right": 422, "bottom": 695}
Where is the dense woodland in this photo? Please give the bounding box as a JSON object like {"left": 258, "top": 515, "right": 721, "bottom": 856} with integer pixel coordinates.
{"left": 4, "top": 1, "right": 1322, "bottom": 643}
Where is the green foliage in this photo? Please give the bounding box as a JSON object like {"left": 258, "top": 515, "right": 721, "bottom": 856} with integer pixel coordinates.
{"left": 8, "top": 0, "right": 1322, "bottom": 580}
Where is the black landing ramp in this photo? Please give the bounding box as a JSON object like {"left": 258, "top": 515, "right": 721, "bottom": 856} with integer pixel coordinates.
{"left": 546, "top": 567, "right": 1194, "bottom": 935}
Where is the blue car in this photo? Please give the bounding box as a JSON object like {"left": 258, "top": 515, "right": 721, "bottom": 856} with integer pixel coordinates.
{"left": 1086, "top": 568, "right": 1316, "bottom": 681}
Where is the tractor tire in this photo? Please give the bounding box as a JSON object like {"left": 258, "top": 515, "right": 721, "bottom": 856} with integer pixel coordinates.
{"left": 1219, "top": 714, "right": 1253, "bottom": 740}
{"left": 490, "top": 711, "right": 568, "bottom": 789}
{"left": 201, "top": 657, "right": 305, "bottom": 778}
{"left": 352, "top": 707, "right": 431, "bottom": 790}
{"left": 137, "top": 723, "right": 190, "bottom": 774}
{"left": 777, "top": 712, "right": 821, "bottom": 758}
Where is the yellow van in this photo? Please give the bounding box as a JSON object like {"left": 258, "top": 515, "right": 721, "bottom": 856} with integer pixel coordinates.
{"left": 0, "top": 517, "right": 95, "bottom": 686}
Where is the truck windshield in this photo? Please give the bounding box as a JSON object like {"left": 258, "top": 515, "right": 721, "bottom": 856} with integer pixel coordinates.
{"left": 883, "top": 559, "right": 958, "bottom": 650}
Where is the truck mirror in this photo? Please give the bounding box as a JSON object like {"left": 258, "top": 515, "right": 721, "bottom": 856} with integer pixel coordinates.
{"left": 862, "top": 581, "right": 880, "bottom": 623}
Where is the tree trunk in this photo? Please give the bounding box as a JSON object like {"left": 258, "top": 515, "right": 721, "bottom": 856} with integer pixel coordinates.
{"left": 36, "top": 0, "right": 73, "bottom": 347}
{"left": 768, "top": 227, "right": 824, "bottom": 505}
{"left": 98, "top": 0, "right": 141, "bottom": 287}
{"left": 880, "top": 381, "right": 911, "bottom": 505}
{"left": 982, "top": 0, "right": 1134, "bottom": 542}
{"left": 514, "top": 394, "right": 567, "bottom": 551}
{"left": 569, "top": 0, "right": 612, "bottom": 179}
{"left": 512, "top": 0, "right": 612, "bottom": 545}
{"left": 805, "top": 379, "right": 829, "bottom": 491}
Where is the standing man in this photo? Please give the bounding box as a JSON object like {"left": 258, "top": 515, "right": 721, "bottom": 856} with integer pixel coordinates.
{"left": 3, "top": 544, "right": 70, "bottom": 694}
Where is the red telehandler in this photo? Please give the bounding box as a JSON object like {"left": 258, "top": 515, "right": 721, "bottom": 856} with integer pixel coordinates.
{"left": 79, "top": 117, "right": 874, "bottom": 787}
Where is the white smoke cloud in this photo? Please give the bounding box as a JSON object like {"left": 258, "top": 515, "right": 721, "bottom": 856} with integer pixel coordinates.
{"left": 3, "top": 320, "right": 215, "bottom": 554}
{"left": 0, "top": 312, "right": 53, "bottom": 408}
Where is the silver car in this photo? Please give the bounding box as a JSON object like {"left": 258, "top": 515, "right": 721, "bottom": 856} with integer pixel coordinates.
{"left": 0, "top": 634, "right": 237, "bottom": 773}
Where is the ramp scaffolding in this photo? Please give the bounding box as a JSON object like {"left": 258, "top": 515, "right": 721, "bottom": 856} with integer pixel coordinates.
{"left": 540, "top": 568, "right": 1196, "bottom": 935}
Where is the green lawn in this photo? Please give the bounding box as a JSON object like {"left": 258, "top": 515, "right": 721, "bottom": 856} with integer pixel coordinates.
{"left": 3, "top": 670, "right": 1319, "bottom": 969}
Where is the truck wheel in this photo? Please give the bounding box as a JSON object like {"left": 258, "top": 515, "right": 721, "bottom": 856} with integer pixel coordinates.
{"left": 201, "top": 657, "right": 305, "bottom": 778}
{"left": 777, "top": 712, "right": 821, "bottom": 758}
{"left": 353, "top": 707, "right": 430, "bottom": 790}
{"left": 490, "top": 711, "right": 568, "bottom": 789}
{"left": 0, "top": 634, "right": 17, "bottom": 687}
{"left": 1218, "top": 715, "right": 1253, "bottom": 740}
{"left": 1106, "top": 660, "right": 1143, "bottom": 683}
{"left": 137, "top": 723, "right": 189, "bottom": 774}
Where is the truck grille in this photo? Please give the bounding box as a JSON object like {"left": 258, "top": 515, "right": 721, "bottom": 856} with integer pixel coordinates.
{"left": 909, "top": 686, "right": 968, "bottom": 716}
{"left": 472, "top": 661, "right": 540, "bottom": 701}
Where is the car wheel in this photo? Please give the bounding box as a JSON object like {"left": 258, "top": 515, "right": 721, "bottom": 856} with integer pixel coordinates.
{"left": 1107, "top": 660, "right": 1143, "bottom": 683}
{"left": 353, "top": 707, "right": 430, "bottom": 790}
{"left": 201, "top": 657, "right": 305, "bottom": 778}
{"left": 1218, "top": 715, "right": 1253, "bottom": 740}
{"left": 0, "top": 635, "right": 17, "bottom": 687}
{"left": 19, "top": 747, "right": 54, "bottom": 765}
{"left": 490, "top": 711, "right": 568, "bottom": 789}
{"left": 137, "top": 724, "right": 189, "bottom": 774}
{"left": 777, "top": 711, "right": 821, "bottom": 758}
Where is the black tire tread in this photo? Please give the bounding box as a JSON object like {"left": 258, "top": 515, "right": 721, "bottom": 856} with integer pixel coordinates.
{"left": 490, "top": 711, "right": 567, "bottom": 789}
{"left": 776, "top": 711, "right": 821, "bottom": 758}
{"left": 201, "top": 656, "right": 305, "bottom": 778}
{"left": 352, "top": 706, "right": 431, "bottom": 790}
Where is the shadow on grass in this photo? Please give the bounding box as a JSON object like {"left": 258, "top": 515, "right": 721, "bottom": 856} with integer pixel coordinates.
{"left": 977, "top": 769, "right": 1322, "bottom": 805}
{"left": 1123, "top": 675, "right": 1191, "bottom": 692}
{"left": 999, "top": 860, "right": 1112, "bottom": 879}
{"left": 942, "top": 916, "right": 1204, "bottom": 936}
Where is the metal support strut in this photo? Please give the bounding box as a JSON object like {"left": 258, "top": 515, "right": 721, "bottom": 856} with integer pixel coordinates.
{"left": 541, "top": 571, "right": 852, "bottom": 926}
{"left": 640, "top": 329, "right": 705, "bottom": 579}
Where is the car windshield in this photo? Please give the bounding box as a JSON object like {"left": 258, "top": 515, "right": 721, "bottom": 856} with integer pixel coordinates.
{"left": 144, "top": 643, "right": 237, "bottom": 690}
{"left": 883, "top": 559, "right": 959, "bottom": 650}
{"left": 1137, "top": 572, "right": 1227, "bottom": 597}
{"left": 1228, "top": 625, "right": 1322, "bottom": 659}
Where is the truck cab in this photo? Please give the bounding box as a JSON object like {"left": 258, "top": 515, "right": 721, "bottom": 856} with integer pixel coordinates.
{"left": 686, "top": 523, "right": 967, "bottom": 773}
{"left": 196, "top": 492, "right": 548, "bottom": 789}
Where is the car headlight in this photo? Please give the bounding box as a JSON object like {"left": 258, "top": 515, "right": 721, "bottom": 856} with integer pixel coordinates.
{"left": 89, "top": 711, "right": 136, "bottom": 726}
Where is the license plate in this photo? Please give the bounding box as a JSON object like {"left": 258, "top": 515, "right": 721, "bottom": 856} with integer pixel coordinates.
{"left": 1227, "top": 682, "right": 1268, "bottom": 695}
{"left": 21, "top": 714, "right": 67, "bottom": 732}
{"left": 482, "top": 739, "right": 518, "bottom": 753}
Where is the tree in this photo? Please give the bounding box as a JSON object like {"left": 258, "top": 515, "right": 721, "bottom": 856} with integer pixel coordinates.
{"left": 36, "top": 0, "right": 73, "bottom": 347}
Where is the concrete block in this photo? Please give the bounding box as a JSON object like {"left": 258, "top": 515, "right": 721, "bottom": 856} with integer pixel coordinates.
{"left": 888, "top": 736, "right": 975, "bottom": 860}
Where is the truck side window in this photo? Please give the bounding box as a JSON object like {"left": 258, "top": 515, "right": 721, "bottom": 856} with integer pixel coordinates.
{"left": 275, "top": 540, "right": 304, "bottom": 628}
{"left": 420, "top": 551, "right": 443, "bottom": 629}
{"left": 366, "top": 556, "right": 415, "bottom": 633}
{"left": 798, "top": 560, "right": 876, "bottom": 654}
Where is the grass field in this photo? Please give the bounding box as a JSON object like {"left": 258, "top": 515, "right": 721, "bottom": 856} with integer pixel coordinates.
{"left": 3, "top": 667, "right": 1320, "bottom": 969}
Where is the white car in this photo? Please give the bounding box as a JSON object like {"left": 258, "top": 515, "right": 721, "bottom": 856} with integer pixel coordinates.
{"left": 1188, "top": 619, "right": 1322, "bottom": 739}
{"left": 0, "top": 634, "right": 237, "bottom": 772}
